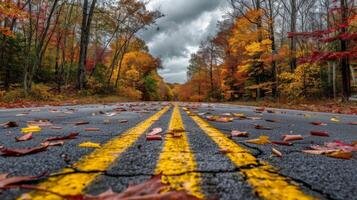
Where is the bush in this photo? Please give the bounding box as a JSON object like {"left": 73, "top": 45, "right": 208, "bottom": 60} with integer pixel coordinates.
{"left": 118, "top": 87, "right": 142, "bottom": 100}
{"left": 279, "top": 64, "right": 321, "bottom": 101}
{"left": 29, "top": 83, "right": 52, "bottom": 101}
{"left": 1, "top": 88, "right": 25, "bottom": 102}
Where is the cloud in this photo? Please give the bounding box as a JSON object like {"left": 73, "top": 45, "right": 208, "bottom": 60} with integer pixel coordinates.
{"left": 138, "top": 0, "right": 229, "bottom": 83}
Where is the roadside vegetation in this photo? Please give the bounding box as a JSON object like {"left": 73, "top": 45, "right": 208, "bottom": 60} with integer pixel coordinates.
{"left": 174, "top": 0, "right": 357, "bottom": 104}
{"left": 0, "top": 0, "right": 173, "bottom": 104}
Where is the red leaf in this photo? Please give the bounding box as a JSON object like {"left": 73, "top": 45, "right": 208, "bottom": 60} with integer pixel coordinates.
{"left": 311, "top": 122, "right": 327, "bottom": 126}
{"left": 0, "top": 173, "right": 45, "bottom": 188}
{"left": 231, "top": 130, "right": 249, "bottom": 137}
{"left": 310, "top": 131, "right": 329, "bottom": 137}
{"left": 283, "top": 135, "right": 303, "bottom": 142}
{"left": 44, "top": 132, "right": 79, "bottom": 142}
{"left": 1, "top": 121, "right": 19, "bottom": 128}
{"left": 15, "top": 133, "right": 33, "bottom": 142}
{"left": 146, "top": 135, "right": 162, "bottom": 141}
{"left": 255, "top": 125, "right": 272, "bottom": 130}
{"left": 74, "top": 121, "right": 89, "bottom": 126}
{"left": 0, "top": 144, "right": 49, "bottom": 157}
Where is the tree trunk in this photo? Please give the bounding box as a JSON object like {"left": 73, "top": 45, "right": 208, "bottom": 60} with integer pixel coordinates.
{"left": 340, "top": 0, "right": 351, "bottom": 100}
{"left": 289, "top": 0, "right": 297, "bottom": 72}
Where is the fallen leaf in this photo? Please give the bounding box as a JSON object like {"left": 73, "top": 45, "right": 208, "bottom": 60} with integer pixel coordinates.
{"left": 41, "top": 141, "right": 64, "bottom": 147}
{"left": 256, "top": 107, "right": 265, "bottom": 112}
{"left": 348, "top": 122, "right": 357, "bottom": 125}
{"left": 103, "top": 119, "right": 111, "bottom": 124}
{"left": 0, "top": 144, "right": 48, "bottom": 156}
{"left": 79, "top": 174, "right": 200, "bottom": 200}
{"left": 327, "top": 151, "right": 353, "bottom": 160}
{"left": 311, "top": 122, "right": 327, "bottom": 126}
{"left": 119, "top": 120, "right": 128, "bottom": 123}
{"left": 44, "top": 132, "right": 79, "bottom": 142}
{"left": 207, "top": 115, "right": 233, "bottom": 123}
{"left": 146, "top": 135, "right": 162, "bottom": 141}
{"left": 0, "top": 173, "right": 45, "bottom": 188}
{"left": 15, "top": 133, "right": 33, "bottom": 142}
{"left": 50, "top": 126, "right": 63, "bottom": 130}
{"left": 231, "top": 130, "right": 249, "bottom": 137}
{"left": 245, "top": 136, "right": 270, "bottom": 145}
{"left": 255, "top": 124, "right": 272, "bottom": 130}
{"left": 267, "top": 110, "right": 276, "bottom": 113}
{"left": 310, "top": 131, "right": 329, "bottom": 137}
{"left": 272, "top": 148, "right": 282, "bottom": 157}
{"left": 74, "top": 121, "right": 89, "bottom": 126}
{"left": 283, "top": 135, "right": 303, "bottom": 142}
{"left": 147, "top": 128, "right": 163, "bottom": 136}
{"left": 330, "top": 117, "right": 340, "bottom": 122}
{"left": 27, "top": 120, "right": 53, "bottom": 127}
{"left": 85, "top": 128, "right": 100, "bottom": 131}
{"left": 78, "top": 142, "right": 101, "bottom": 148}
{"left": 21, "top": 126, "right": 41, "bottom": 134}
{"left": 105, "top": 112, "right": 117, "bottom": 117}
{"left": 271, "top": 141, "right": 293, "bottom": 146}
{"left": 16, "top": 113, "right": 29, "bottom": 117}
{"left": 1, "top": 121, "right": 19, "bottom": 128}
{"left": 234, "top": 113, "right": 247, "bottom": 119}
{"left": 265, "top": 119, "right": 280, "bottom": 123}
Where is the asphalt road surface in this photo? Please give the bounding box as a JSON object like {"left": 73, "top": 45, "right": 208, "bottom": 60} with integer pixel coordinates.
{"left": 0, "top": 102, "right": 356, "bottom": 200}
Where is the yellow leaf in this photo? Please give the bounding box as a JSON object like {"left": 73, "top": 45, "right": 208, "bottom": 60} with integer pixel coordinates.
{"left": 21, "top": 126, "right": 41, "bottom": 134}
{"left": 330, "top": 117, "right": 340, "bottom": 122}
{"left": 327, "top": 151, "right": 352, "bottom": 160}
{"left": 78, "top": 142, "right": 101, "bottom": 148}
{"left": 246, "top": 136, "right": 270, "bottom": 145}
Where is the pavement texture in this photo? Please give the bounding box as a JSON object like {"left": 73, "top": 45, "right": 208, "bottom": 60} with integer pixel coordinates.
{"left": 0, "top": 102, "right": 356, "bottom": 200}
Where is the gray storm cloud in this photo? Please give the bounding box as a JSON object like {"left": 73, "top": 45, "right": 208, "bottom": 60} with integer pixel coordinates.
{"left": 139, "top": 0, "right": 229, "bottom": 83}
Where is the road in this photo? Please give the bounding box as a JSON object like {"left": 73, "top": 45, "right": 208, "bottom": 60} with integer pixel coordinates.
{"left": 0, "top": 102, "right": 356, "bottom": 200}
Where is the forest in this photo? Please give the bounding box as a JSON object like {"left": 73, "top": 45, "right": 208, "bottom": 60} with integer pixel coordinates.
{"left": 174, "top": 0, "right": 357, "bottom": 103}
{"left": 1, "top": 0, "right": 357, "bottom": 104}
{"left": 0, "top": 0, "right": 173, "bottom": 102}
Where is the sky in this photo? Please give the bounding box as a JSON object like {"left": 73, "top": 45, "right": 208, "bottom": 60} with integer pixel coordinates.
{"left": 139, "top": 0, "right": 230, "bottom": 84}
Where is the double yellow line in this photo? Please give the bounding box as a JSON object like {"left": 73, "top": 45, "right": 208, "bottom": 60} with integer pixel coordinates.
{"left": 21, "top": 106, "right": 170, "bottom": 200}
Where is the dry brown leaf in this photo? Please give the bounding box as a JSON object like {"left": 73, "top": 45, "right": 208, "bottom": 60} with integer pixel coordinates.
{"left": 85, "top": 128, "right": 100, "bottom": 132}
{"left": 283, "top": 135, "right": 303, "bottom": 142}
{"left": 310, "top": 122, "right": 327, "bottom": 126}
{"left": 0, "top": 144, "right": 49, "bottom": 157}
{"left": 0, "top": 173, "right": 45, "bottom": 188}
{"left": 327, "top": 151, "right": 353, "bottom": 160}
{"left": 245, "top": 136, "right": 270, "bottom": 145}
{"left": 231, "top": 130, "right": 249, "bottom": 137}
{"left": 1, "top": 121, "right": 19, "bottom": 128}
{"left": 15, "top": 133, "right": 33, "bottom": 142}
{"left": 310, "top": 131, "right": 329, "bottom": 137}
{"left": 74, "top": 121, "right": 90, "bottom": 126}
{"left": 272, "top": 148, "right": 282, "bottom": 157}
{"left": 44, "top": 132, "right": 79, "bottom": 142}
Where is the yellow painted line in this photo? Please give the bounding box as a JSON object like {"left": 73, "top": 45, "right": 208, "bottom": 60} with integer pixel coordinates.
{"left": 185, "top": 108, "right": 316, "bottom": 200}
{"left": 20, "top": 106, "right": 171, "bottom": 200}
{"left": 154, "top": 105, "right": 204, "bottom": 199}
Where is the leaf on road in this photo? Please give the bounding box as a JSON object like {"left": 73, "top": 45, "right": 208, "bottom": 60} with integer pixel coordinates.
{"left": 27, "top": 120, "right": 53, "bottom": 127}
{"left": 245, "top": 136, "right": 270, "bottom": 145}
{"left": 255, "top": 107, "right": 265, "bottom": 112}
{"left": 50, "top": 126, "right": 63, "bottom": 130}
{"left": 0, "top": 144, "right": 49, "bottom": 156}
{"left": 1, "top": 121, "right": 19, "bottom": 128}
{"left": 41, "top": 141, "right": 64, "bottom": 147}
{"left": 85, "top": 128, "right": 100, "bottom": 132}
{"left": 234, "top": 113, "right": 247, "bottom": 119}
{"left": 255, "top": 124, "right": 272, "bottom": 130}
{"left": 231, "top": 130, "right": 249, "bottom": 137}
{"left": 330, "top": 117, "right": 340, "bottom": 122}
{"left": 348, "top": 122, "right": 357, "bottom": 125}
{"left": 310, "top": 122, "right": 327, "bottom": 126}
{"left": 147, "top": 128, "right": 163, "bottom": 136}
{"left": 79, "top": 174, "right": 200, "bottom": 200}
{"left": 146, "top": 135, "right": 162, "bottom": 141}
{"left": 267, "top": 109, "right": 276, "bottom": 113}
{"left": 283, "top": 135, "right": 303, "bottom": 142}
{"left": 78, "top": 142, "right": 101, "bottom": 148}
{"left": 44, "top": 132, "right": 79, "bottom": 142}
{"left": 105, "top": 112, "right": 117, "bottom": 117}
{"left": 310, "top": 131, "right": 329, "bottom": 137}
{"left": 265, "top": 119, "right": 280, "bottom": 123}
{"left": 15, "top": 133, "right": 33, "bottom": 142}
{"left": 119, "top": 120, "right": 128, "bottom": 123}
{"left": 21, "top": 126, "right": 41, "bottom": 134}
{"left": 272, "top": 148, "right": 282, "bottom": 157}
{"left": 207, "top": 115, "right": 233, "bottom": 123}
{"left": 0, "top": 173, "right": 45, "bottom": 189}
{"left": 327, "top": 151, "right": 353, "bottom": 160}
{"left": 74, "top": 121, "right": 89, "bottom": 126}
